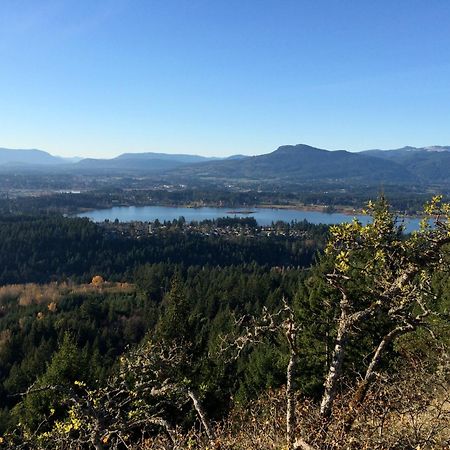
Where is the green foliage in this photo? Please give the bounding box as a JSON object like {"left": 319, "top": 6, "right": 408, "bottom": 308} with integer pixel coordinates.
{"left": 236, "top": 342, "right": 287, "bottom": 402}
{"left": 14, "top": 333, "right": 88, "bottom": 431}
{"left": 0, "top": 263, "right": 308, "bottom": 434}
{"left": 157, "top": 274, "right": 191, "bottom": 344}
{"left": 0, "top": 199, "right": 449, "bottom": 446}
{"left": 321, "top": 195, "right": 450, "bottom": 391}
{"left": 0, "top": 215, "right": 326, "bottom": 285}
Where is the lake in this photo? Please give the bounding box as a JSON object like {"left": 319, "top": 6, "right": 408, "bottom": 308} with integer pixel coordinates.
{"left": 77, "top": 205, "right": 422, "bottom": 233}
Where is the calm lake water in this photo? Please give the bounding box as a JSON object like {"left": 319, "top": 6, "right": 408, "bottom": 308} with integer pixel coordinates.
{"left": 77, "top": 205, "right": 421, "bottom": 233}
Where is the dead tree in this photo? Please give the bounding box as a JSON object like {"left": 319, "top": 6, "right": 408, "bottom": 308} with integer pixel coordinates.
{"left": 9, "top": 341, "right": 215, "bottom": 450}
{"left": 220, "top": 299, "right": 315, "bottom": 450}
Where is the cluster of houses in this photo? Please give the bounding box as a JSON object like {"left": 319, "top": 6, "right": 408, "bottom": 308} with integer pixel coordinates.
{"left": 99, "top": 219, "right": 309, "bottom": 240}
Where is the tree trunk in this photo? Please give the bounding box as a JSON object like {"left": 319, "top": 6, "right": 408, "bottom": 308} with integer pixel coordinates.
{"left": 92, "top": 433, "right": 104, "bottom": 450}
{"left": 320, "top": 312, "right": 349, "bottom": 418}
{"left": 294, "top": 438, "right": 318, "bottom": 450}
{"left": 344, "top": 323, "right": 414, "bottom": 431}
{"left": 91, "top": 420, "right": 104, "bottom": 450}
{"left": 319, "top": 291, "right": 379, "bottom": 419}
{"left": 187, "top": 389, "right": 216, "bottom": 443}
{"left": 286, "top": 349, "right": 298, "bottom": 450}
{"left": 150, "top": 418, "right": 178, "bottom": 448}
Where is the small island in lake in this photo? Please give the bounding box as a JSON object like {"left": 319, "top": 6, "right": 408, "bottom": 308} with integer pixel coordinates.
{"left": 226, "top": 210, "right": 256, "bottom": 214}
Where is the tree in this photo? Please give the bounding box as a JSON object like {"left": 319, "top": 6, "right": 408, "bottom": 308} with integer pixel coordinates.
{"left": 221, "top": 196, "right": 450, "bottom": 449}
{"left": 220, "top": 301, "right": 308, "bottom": 450}
{"left": 14, "top": 333, "right": 88, "bottom": 432}
{"left": 5, "top": 340, "right": 216, "bottom": 449}
{"left": 319, "top": 196, "right": 450, "bottom": 422}
{"left": 157, "top": 273, "right": 191, "bottom": 344}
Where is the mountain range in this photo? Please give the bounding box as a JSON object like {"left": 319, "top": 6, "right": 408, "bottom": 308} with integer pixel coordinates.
{"left": 0, "top": 148, "right": 66, "bottom": 166}
{"left": 361, "top": 146, "right": 450, "bottom": 183}
{"left": 174, "top": 144, "right": 414, "bottom": 184}
{"left": 76, "top": 152, "right": 219, "bottom": 173}
{"left": 0, "top": 144, "right": 449, "bottom": 186}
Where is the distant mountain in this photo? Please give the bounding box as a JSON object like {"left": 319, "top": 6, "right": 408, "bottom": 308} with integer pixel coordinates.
{"left": 1, "top": 144, "right": 449, "bottom": 187}
{"left": 64, "top": 156, "right": 84, "bottom": 163}
{"left": 361, "top": 146, "right": 450, "bottom": 183}
{"left": 115, "top": 152, "right": 218, "bottom": 163}
{"left": 364, "top": 146, "right": 450, "bottom": 156}
{"left": 76, "top": 152, "right": 218, "bottom": 172}
{"left": 226, "top": 154, "right": 249, "bottom": 160}
{"left": 0, "top": 148, "right": 66, "bottom": 166}
{"left": 174, "top": 144, "right": 415, "bottom": 184}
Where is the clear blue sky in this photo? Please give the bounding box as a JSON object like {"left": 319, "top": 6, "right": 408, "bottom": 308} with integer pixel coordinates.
{"left": 1, "top": 0, "right": 450, "bottom": 158}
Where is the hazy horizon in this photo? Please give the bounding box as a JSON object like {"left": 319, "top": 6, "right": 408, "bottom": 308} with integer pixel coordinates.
{"left": 2, "top": 142, "right": 450, "bottom": 161}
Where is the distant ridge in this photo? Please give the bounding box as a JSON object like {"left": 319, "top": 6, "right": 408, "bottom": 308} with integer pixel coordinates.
{"left": 364, "top": 145, "right": 450, "bottom": 154}
{"left": 0, "top": 148, "right": 66, "bottom": 165}
{"left": 361, "top": 146, "right": 450, "bottom": 182}
{"left": 114, "top": 152, "right": 218, "bottom": 163}
{"left": 174, "top": 144, "right": 415, "bottom": 184}
{"left": 226, "top": 154, "right": 248, "bottom": 160}
{"left": 0, "top": 144, "right": 449, "bottom": 186}
{"left": 76, "top": 152, "right": 218, "bottom": 172}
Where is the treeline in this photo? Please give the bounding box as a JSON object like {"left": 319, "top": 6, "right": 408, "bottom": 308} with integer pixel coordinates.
{"left": 1, "top": 184, "right": 446, "bottom": 216}
{"left": 0, "top": 215, "right": 328, "bottom": 285}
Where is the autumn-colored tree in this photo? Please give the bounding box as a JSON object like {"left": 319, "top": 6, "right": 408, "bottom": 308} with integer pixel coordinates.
{"left": 91, "top": 275, "right": 104, "bottom": 286}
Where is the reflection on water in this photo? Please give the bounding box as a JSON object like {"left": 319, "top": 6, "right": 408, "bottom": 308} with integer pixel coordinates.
{"left": 77, "top": 205, "right": 421, "bottom": 233}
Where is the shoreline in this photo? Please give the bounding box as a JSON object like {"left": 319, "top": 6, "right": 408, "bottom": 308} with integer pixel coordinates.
{"left": 254, "top": 203, "right": 361, "bottom": 215}
{"left": 73, "top": 202, "right": 423, "bottom": 219}
{"left": 73, "top": 203, "right": 359, "bottom": 215}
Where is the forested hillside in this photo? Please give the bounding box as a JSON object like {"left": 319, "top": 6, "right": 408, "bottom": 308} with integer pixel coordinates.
{"left": 0, "top": 199, "right": 449, "bottom": 449}
{"left": 0, "top": 215, "right": 327, "bottom": 284}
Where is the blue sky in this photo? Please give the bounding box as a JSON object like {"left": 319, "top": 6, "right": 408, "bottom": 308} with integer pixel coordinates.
{"left": 1, "top": 0, "right": 450, "bottom": 158}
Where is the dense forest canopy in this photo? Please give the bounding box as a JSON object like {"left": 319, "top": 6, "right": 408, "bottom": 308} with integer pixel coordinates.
{"left": 0, "top": 198, "right": 448, "bottom": 449}
{"left": 0, "top": 215, "right": 327, "bottom": 285}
